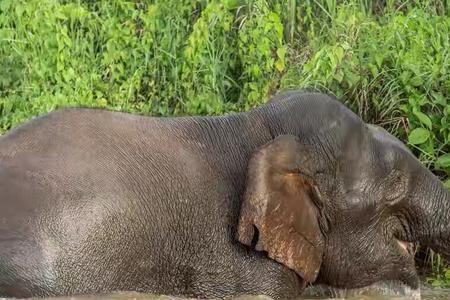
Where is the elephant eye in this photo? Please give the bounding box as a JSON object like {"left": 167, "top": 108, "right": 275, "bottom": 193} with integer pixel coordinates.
{"left": 383, "top": 169, "right": 407, "bottom": 205}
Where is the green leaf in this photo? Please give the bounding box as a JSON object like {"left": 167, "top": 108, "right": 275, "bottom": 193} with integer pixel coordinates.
{"left": 431, "top": 279, "right": 443, "bottom": 287}
{"left": 432, "top": 92, "right": 447, "bottom": 107}
{"left": 274, "top": 59, "right": 285, "bottom": 72}
{"left": 276, "top": 47, "right": 286, "bottom": 60}
{"left": 408, "top": 128, "right": 430, "bottom": 145}
{"left": 335, "top": 46, "right": 344, "bottom": 62}
{"left": 375, "top": 53, "right": 383, "bottom": 67}
{"left": 333, "top": 69, "right": 344, "bottom": 83}
{"left": 221, "top": 0, "right": 238, "bottom": 9}
{"left": 444, "top": 179, "right": 450, "bottom": 190}
{"left": 410, "top": 76, "right": 424, "bottom": 87}
{"left": 400, "top": 71, "right": 411, "bottom": 85}
{"left": 445, "top": 269, "right": 450, "bottom": 279}
{"left": 436, "top": 154, "right": 450, "bottom": 169}
{"left": 345, "top": 71, "right": 360, "bottom": 87}
{"left": 413, "top": 109, "right": 432, "bottom": 129}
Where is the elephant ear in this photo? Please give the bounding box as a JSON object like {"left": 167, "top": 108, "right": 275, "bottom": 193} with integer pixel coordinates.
{"left": 237, "top": 135, "right": 324, "bottom": 283}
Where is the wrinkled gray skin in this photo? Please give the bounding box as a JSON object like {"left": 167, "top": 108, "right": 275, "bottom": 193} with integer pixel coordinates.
{"left": 0, "top": 91, "right": 448, "bottom": 299}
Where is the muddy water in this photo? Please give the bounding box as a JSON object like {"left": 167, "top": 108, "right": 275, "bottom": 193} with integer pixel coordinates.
{"left": 11, "top": 285, "right": 450, "bottom": 300}
{"left": 14, "top": 291, "right": 450, "bottom": 300}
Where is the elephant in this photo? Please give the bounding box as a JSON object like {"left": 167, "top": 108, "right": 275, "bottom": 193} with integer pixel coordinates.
{"left": 0, "top": 90, "right": 449, "bottom": 299}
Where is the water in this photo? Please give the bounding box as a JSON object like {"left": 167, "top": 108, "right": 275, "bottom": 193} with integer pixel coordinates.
{"left": 300, "top": 283, "right": 449, "bottom": 299}
{"left": 7, "top": 285, "right": 450, "bottom": 300}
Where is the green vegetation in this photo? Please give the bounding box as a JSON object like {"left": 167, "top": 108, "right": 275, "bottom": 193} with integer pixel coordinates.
{"left": 427, "top": 249, "right": 450, "bottom": 288}
{"left": 1, "top": 0, "right": 449, "bottom": 286}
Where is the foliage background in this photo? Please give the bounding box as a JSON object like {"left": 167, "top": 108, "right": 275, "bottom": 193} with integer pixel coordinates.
{"left": 1, "top": 0, "right": 449, "bottom": 285}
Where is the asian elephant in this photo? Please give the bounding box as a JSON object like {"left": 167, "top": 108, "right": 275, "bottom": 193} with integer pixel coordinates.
{"left": 0, "top": 90, "right": 449, "bottom": 299}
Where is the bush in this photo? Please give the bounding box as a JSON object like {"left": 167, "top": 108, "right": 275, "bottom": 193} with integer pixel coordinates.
{"left": 281, "top": 4, "right": 450, "bottom": 178}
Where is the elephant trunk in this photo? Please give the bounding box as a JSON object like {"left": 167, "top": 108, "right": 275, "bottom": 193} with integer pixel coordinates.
{"left": 410, "top": 172, "right": 450, "bottom": 259}
{"left": 428, "top": 202, "right": 450, "bottom": 261}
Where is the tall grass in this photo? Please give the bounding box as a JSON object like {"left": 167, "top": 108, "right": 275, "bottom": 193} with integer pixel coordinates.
{"left": 1, "top": 0, "right": 449, "bottom": 285}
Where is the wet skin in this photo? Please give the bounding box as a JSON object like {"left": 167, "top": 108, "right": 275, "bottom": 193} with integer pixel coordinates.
{"left": 0, "top": 91, "right": 449, "bottom": 298}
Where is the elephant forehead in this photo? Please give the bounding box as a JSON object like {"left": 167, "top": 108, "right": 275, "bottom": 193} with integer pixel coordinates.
{"left": 367, "top": 124, "right": 411, "bottom": 154}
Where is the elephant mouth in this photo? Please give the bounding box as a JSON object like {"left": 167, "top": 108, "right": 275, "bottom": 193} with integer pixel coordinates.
{"left": 396, "top": 239, "right": 415, "bottom": 256}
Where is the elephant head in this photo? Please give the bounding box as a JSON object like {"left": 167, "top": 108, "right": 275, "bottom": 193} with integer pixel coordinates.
{"left": 238, "top": 91, "right": 450, "bottom": 289}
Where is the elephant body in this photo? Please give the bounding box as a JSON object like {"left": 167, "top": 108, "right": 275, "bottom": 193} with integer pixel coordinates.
{"left": 0, "top": 98, "right": 302, "bottom": 298}
{"left": 1, "top": 91, "right": 449, "bottom": 298}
